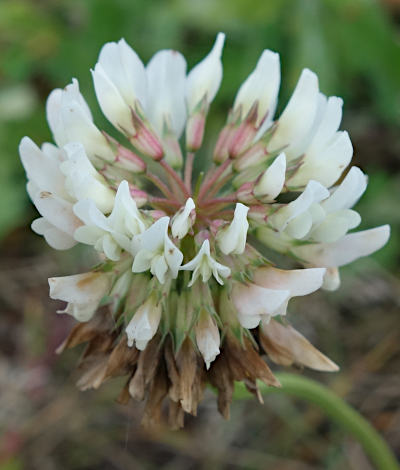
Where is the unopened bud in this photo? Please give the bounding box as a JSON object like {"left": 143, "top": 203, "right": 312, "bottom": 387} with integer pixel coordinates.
{"left": 129, "top": 184, "right": 148, "bottom": 207}
{"left": 233, "top": 140, "right": 269, "bottom": 171}
{"left": 163, "top": 130, "right": 183, "bottom": 169}
{"left": 186, "top": 108, "right": 206, "bottom": 152}
{"left": 130, "top": 109, "right": 164, "bottom": 160}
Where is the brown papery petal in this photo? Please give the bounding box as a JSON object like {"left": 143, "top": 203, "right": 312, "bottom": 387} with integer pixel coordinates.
{"left": 129, "top": 336, "right": 162, "bottom": 401}
{"left": 260, "top": 319, "right": 339, "bottom": 372}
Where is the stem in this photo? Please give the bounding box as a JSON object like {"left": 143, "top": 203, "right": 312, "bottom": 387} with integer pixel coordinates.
{"left": 159, "top": 159, "right": 190, "bottom": 199}
{"left": 184, "top": 152, "right": 195, "bottom": 193}
{"left": 201, "top": 195, "right": 237, "bottom": 207}
{"left": 144, "top": 172, "right": 176, "bottom": 201}
{"left": 207, "top": 172, "right": 235, "bottom": 199}
{"left": 198, "top": 159, "right": 232, "bottom": 202}
{"left": 150, "top": 197, "right": 181, "bottom": 208}
{"left": 233, "top": 373, "right": 399, "bottom": 470}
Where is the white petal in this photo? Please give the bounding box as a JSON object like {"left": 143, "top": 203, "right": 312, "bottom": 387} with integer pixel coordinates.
{"left": 139, "top": 216, "right": 170, "bottom": 253}
{"left": 322, "top": 267, "right": 341, "bottom": 291}
{"left": 195, "top": 312, "right": 220, "bottom": 369}
{"left": 217, "top": 203, "right": 249, "bottom": 255}
{"left": 307, "top": 96, "right": 343, "bottom": 155}
{"left": 59, "top": 301, "right": 99, "bottom": 322}
{"left": 47, "top": 79, "right": 114, "bottom": 162}
{"left": 92, "top": 63, "right": 135, "bottom": 134}
{"left": 232, "top": 282, "right": 290, "bottom": 318}
{"left": 233, "top": 49, "right": 280, "bottom": 125}
{"left": 253, "top": 152, "right": 286, "bottom": 201}
{"left": 125, "top": 296, "right": 162, "bottom": 349}
{"left": 109, "top": 180, "right": 146, "bottom": 235}
{"left": 321, "top": 167, "right": 367, "bottom": 213}
{"left": 29, "top": 184, "right": 81, "bottom": 236}
{"left": 309, "top": 209, "right": 361, "bottom": 243}
{"left": 186, "top": 33, "right": 225, "bottom": 113}
{"left": 289, "top": 131, "right": 353, "bottom": 188}
{"left": 98, "top": 39, "right": 147, "bottom": 108}
{"left": 31, "top": 218, "right": 76, "bottom": 250}
{"left": 270, "top": 180, "right": 329, "bottom": 231}
{"left": 292, "top": 225, "right": 390, "bottom": 267}
{"left": 237, "top": 313, "right": 262, "bottom": 329}
{"left": 164, "top": 236, "right": 183, "bottom": 278}
{"left": 268, "top": 69, "right": 319, "bottom": 155}
{"left": 131, "top": 249, "right": 153, "bottom": 273}
{"left": 49, "top": 272, "right": 110, "bottom": 304}
{"left": 61, "top": 142, "right": 115, "bottom": 213}
{"left": 19, "top": 137, "right": 67, "bottom": 198}
{"left": 146, "top": 50, "right": 187, "bottom": 137}
{"left": 171, "top": 198, "right": 195, "bottom": 239}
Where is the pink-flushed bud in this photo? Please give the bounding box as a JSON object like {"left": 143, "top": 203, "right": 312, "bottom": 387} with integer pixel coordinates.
{"left": 146, "top": 209, "right": 167, "bottom": 220}
{"left": 102, "top": 131, "right": 146, "bottom": 173}
{"left": 233, "top": 140, "right": 269, "bottom": 171}
{"left": 248, "top": 205, "right": 269, "bottom": 224}
{"left": 228, "top": 119, "right": 258, "bottom": 158}
{"left": 115, "top": 145, "right": 146, "bottom": 173}
{"left": 213, "top": 122, "right": 237, "bottom": 163}
{"left": 195, "top": 309, "right": 220, "bottom": 369}
{"left": 128, "top": 184, "right": 148, "bottom": 207}
{"left": 237, "top": 181, "right": 257, "bottom": 204}
{"left": 130, "top": 109, "right": 164, "bottom": 160}
{"left": 162, "top": 130, "right": 183, "bottom": 169}
{"left": 185, "top": 110, "right": 206, "bottom": 152}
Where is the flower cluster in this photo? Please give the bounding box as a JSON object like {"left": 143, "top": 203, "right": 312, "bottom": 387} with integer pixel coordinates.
{"left": 20, "top": 34, "right": 389, "bottom": 428}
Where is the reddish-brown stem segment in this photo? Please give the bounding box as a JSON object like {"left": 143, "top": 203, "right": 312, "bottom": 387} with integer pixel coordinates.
{"left": 144, "top": 172, "right": 177, "bottom": 201}
{"left": 184, "top": 152, "right": 195, "bottom": 192}
{"left": 159, "top": 159, "right": 190, "bottom": 199}
{"left": 197, "top": 159, "right": 232, "bottom": 202}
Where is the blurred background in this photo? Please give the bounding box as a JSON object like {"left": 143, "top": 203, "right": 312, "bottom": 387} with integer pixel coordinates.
{"left": 0, "top": 0, "right": 399, "bottom": 468}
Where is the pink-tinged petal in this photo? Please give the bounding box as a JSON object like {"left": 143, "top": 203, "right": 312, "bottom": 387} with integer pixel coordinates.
{"left": 292, "top": 225, "right": 390, "bottom": 267}
{"left": 253, "top": 267, "right": 326, "bottom": 297}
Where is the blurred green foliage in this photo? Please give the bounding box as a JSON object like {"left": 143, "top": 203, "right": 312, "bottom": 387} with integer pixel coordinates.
{"left": 0, "top": 0, "right": 399, "bottom": 265}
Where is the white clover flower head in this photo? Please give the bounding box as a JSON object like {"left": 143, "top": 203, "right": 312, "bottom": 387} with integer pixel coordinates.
{"left": 20, "top": 34, "right": 389, "bottom": 428}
